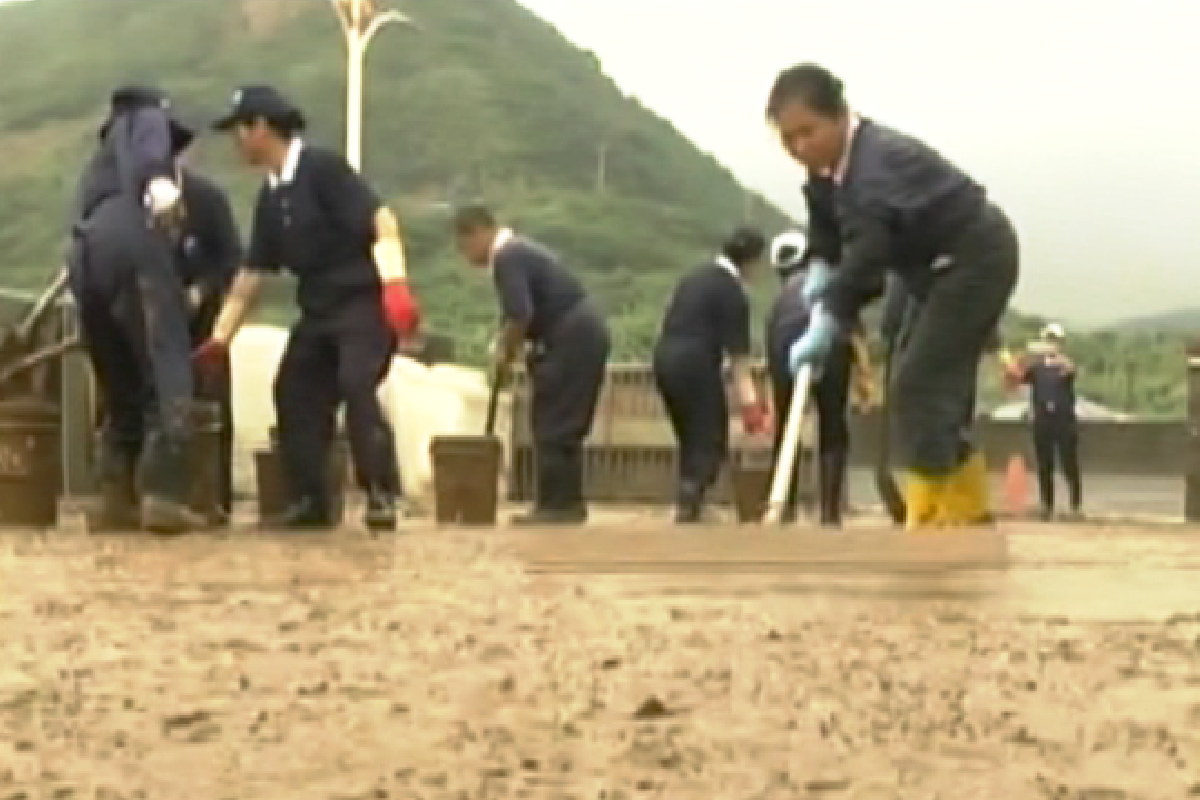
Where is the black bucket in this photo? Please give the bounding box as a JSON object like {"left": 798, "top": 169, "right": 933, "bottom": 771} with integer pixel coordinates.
{"left": 0, "top": 400, "right": 61, "bottom": 528}
{"left": 430, "top": 435, "right": 502, "bottom": 526}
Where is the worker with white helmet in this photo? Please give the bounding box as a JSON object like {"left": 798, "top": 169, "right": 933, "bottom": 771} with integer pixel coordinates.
{"left": 764, "top": 214, "right": 871, "bottom": 527}
{"left": 1005, "top": 321, "right": 1081, "bottom": 519}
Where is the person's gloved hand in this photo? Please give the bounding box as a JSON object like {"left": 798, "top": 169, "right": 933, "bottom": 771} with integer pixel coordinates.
{"left": 740, "top": 401, "right": 769, "bottom": 436}
{"left": 192, "top": 338, "right": 229, "bottom": 376}
{"left": 145, "top": 177, "right": 182, "bottom": 217}
{"left": 382, "top": 279, "right": 420, "bottom": 338}
{"left": 800, "top": 259, "right": 834, "bottom": 305}
{"left": 789, "top": 305, "right": 839, "bottom": 375}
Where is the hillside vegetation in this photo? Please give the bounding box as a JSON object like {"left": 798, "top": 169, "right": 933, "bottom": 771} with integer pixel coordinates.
{"left": 0, "top": 0, "right": 1188, "bottom": 415}
{"left": 0, "top": 0, "right": 787, "bottom": 354}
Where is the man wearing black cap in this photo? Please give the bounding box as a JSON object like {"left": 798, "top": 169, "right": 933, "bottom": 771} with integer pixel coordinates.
{"left": 198, "top": 85, "right": 420, "bottom": 532}
{"left": 67, "top": 85, "right": 206, "bottom": 534}
{"left": 173, "top": 157, "right": 243, "bottom": 522}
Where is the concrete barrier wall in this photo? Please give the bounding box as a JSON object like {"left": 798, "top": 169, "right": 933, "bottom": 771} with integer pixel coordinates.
{"left": 510, "top": 364, "right": 1187, "bottom": 478}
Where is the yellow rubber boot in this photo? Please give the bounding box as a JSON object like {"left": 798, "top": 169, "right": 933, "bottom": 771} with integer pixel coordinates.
{"left": 941, "top": 452, "right": 992, "bottom": 526}
{"left": 904, "top": 471, "right": 947, "bottom": 530}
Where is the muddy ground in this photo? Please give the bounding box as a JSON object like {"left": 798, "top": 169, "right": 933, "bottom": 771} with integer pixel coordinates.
{"left": 2, "top": 522, "right": 1200, "bottom": 798}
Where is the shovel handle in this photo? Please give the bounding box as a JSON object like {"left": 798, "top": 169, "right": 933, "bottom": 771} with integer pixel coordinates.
{"left": 763, "top": 364, "right": 812, "bottom": 525}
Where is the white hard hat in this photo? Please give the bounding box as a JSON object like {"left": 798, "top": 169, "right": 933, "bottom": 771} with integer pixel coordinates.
{"left": 770, "top": 230, "right": 808, "bottom": 272}
{"left": 1041, "top": 322, "right": 1065, "bottom": 340}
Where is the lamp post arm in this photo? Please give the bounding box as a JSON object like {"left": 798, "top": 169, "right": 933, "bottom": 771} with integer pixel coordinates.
{"left": 362, "top": 10, "right": 412, "bottom": 48}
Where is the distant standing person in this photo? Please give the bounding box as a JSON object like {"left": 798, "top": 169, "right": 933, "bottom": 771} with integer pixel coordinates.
{"left": 1007, "top": 323, "right": 1082, "bottom": 520}
{"left": 654, "top": 227, "right": 768, "bottom": 523}
{"left": 765, "top": 229, "right": 857, "bottom": 527}
{"left": 771, "top": 63, "right": 1019, "bottom": 528}
{"left": 452, "top": 204, "right": 611, "bottom": 526}
{"left": 198, "top": 85, "right": 420, "bottom": 532}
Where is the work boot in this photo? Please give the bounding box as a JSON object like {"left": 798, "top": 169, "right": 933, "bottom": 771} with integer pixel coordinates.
{"left": 138, "top": 435, "right": 205, "bottom": 535}
{"left": 674, "top": 480, "right": 703, "bottom": 524}
{"left": 271, "top": 496, "right": 335, "bottom": 531}
{"left": 95, "top": 449, "right": 139, "bottom": 531}
{"left": 141, "top": 496, "right": 207, "bottom": 536}
{"left": 364, "top": 491, "right": 398, "bottom": 532}
{"left": 904, "top": 471, "right": 949, "bottom": 531}
{"left": 513, "top": 459, "right": 587, "bottom": 527}
{"left": 942, "top": 451, "right": 994, "bottom": 526}
{"left": 817, "top": 453, "right": 847, "bottom": 528}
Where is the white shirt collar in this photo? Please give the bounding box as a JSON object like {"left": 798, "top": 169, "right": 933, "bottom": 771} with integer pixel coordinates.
{"left": 488, "top": 227, "right": 514, "bottom": 269}
{"left": 830, "top": 113, "right": 861, "bottom": 184}
{"left": 715, "top": 255, "right": 741, "bottom": 280}
{"left": 268, "top": 138, "right": 304, "bottom": 188}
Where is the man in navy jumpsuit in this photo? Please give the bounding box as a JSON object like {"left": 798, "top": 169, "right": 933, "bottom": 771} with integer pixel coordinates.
{"left": 68, "top": 86, "right": 205, "bottom": 534}
{"left": 198, "top": 86, "right": 420, "bottom": 532}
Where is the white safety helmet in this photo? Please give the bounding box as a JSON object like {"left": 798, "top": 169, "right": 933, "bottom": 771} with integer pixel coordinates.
{"left": 1040, "top": 322, "right": 1065, "bottom": 341}
{"left": 770, "top": 230, "right": 808, "bottom": 273}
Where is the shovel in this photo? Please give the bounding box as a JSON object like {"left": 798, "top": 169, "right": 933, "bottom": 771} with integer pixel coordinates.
{"left": 763, "top": 364, "right": 813, "bottom": 525}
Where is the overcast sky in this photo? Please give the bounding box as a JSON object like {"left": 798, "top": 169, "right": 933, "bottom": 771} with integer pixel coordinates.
{"left": 518, "top": 0, "right": 1199, "bottom": 325}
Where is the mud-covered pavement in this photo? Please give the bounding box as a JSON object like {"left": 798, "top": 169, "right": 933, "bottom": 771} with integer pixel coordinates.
{"left": 3, "top": 523, "right": 1200, "bottom": 798}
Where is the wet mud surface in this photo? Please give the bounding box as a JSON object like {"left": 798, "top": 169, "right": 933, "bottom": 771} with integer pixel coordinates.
{"left": 2, "top": 522, "right": 1200, "bottom": 798}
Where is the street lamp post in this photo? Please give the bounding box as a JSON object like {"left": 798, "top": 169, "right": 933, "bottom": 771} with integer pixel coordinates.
{"left": 330, "top": 0, "right": 415, "bottom": 171}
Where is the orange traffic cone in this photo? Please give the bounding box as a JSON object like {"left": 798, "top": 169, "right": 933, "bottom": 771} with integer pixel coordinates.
{"left": 1004, "top": 454, "right": 1029, "bottom": 518}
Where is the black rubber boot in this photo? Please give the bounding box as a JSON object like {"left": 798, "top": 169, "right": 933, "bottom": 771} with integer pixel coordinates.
{"left": 818, "top": 452, "right": 847, "bottom": 528}
{"left": 139, "top": 435, "right": 206, "bottom": 535}
{"left": 95, "top": 445, "right": 139, "bottom": 531}
{"left": 674, "top": 480, "right": 703, "bottom": 524}
{"left": 512, "top": 452, "right": 587, "bottom": 527}
{"left": 364, "top": 490, "right": 398, "bottom": 532}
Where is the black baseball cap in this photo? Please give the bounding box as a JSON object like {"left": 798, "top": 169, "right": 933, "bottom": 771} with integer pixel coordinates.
{"left": 212, "top": 85, "right": 303, "bottom": 131}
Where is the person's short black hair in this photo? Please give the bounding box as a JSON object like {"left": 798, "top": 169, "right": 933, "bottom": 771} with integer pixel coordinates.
{"left": 766, "top": 63, "right": 848, "bottom": 121}
{"left": 452, "top": 203, "right": 497, "bottom": 234}
{"left": 262, "top": 110, "right": 307, "bottom": 137}
{"left": 721, "top": 225, "right": 766, "bottom": 266}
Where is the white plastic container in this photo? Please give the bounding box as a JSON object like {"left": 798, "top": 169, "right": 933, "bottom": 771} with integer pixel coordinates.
{"left": 230, "top": 324, "right": 510, "bottom": 510}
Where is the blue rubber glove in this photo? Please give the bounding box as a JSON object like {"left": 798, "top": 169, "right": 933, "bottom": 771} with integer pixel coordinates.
{"left": 789, "top": 304, "right": 839, "bottom": 375}
{"left": 800, "top": 259, "right": 834, "bottom": 305}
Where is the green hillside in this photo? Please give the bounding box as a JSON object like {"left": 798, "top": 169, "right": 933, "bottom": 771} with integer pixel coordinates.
{"left": 0, "top": 0, "right": 788, "bottom": 360}
{"left": 1109, "top": 308, "right": 1200, "bottom": 335}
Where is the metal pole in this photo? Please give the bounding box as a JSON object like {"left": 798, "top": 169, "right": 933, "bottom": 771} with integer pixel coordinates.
{"left": 346, "top": 29, "right": 364, "bottom": 170}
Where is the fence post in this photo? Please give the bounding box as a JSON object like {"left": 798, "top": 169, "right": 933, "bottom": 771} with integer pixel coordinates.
{"left": 1186, "top": 340, "right": 1200, "bottom": 522}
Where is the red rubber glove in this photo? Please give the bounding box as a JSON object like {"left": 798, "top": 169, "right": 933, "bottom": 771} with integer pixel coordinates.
{"left": 192, "top": 338, "right": 228, "bottom": 373}
{"left": 740, "top": 401, "right": 768, "bottom": 436}
{"left": 382, "top": 280, "right": 420, "bottom": 338}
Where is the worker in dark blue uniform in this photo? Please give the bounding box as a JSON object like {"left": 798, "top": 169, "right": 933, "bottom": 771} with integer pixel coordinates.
{"left": 1009, "top": 323, "right": 1082, "bottom": 519}
{"left": 67, "top": 86, "right": 205, "bottom": 534}
{"left": 769, "top": 63, "right": 1019, "bottom": 528}
{"left": 452, "top": 204, "right": 611, "bottom": 526}
{"left": 654, "top": 227, "right": 768, "bottom": 523}
{"left": 882, "top": 276, "right": 1002, "bottom": 458}
{"left": 765, "top": 228, "right": 858, "bottom": 527}
{"left": 198, "top": 86, "right": 420, "bottom": 532}
{"left": 175, "top": 163, "right": 242, "bottom": 520}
